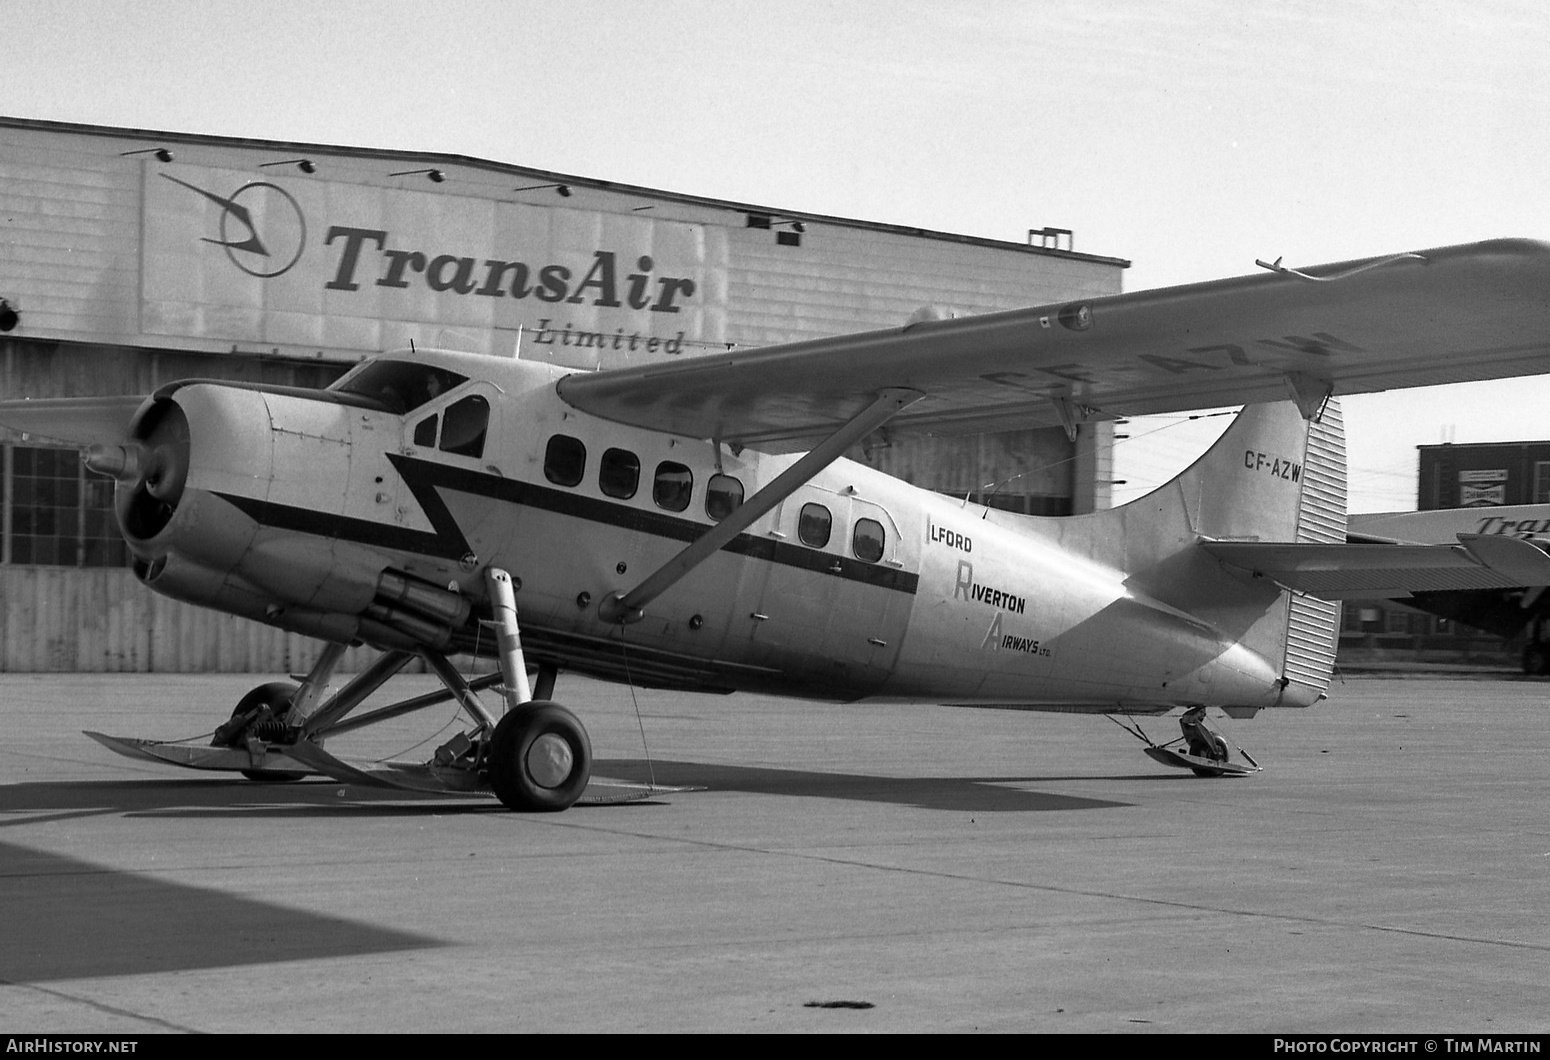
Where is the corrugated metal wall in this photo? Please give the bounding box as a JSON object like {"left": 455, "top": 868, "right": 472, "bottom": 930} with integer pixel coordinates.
{"left": 0, "top": 567, "right": 385, "bottom": 673}
{"left": 0, "top": 130, "right": 141, "bottom": 345}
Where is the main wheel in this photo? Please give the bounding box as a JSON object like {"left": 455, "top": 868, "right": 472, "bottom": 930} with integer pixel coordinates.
{"left": 486, "top": 701, "right": 592, "bottom": 812}
{"left": 215, "top": 681, "right": 305, "bottom": 782}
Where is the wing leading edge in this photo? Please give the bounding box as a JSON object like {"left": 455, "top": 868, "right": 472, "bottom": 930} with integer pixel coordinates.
{"left": 556, "top": 238, "right": 1550, "bottom": 451}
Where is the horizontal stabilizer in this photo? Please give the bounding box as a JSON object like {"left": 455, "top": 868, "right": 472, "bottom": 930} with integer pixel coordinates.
{"left": 1203, "top": 533, "right": 1550, "bottom": 598}
{"left": 0, "top": 395, "right": 147, "bottom": 447}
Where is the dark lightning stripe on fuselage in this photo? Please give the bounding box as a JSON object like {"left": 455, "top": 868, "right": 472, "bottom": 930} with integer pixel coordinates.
{"left": 215, "top": 453, "right": 920, "bottom": 595}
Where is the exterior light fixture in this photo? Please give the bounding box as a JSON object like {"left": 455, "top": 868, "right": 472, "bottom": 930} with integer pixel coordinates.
{"left": 773, "top": 219, "right": 806, "bottom": 246}
{"left": 513, "top": 183, "right": 571, "bottom": 197}
{"left": 120, "top": 147, "right": 174, "bottom": 162}
{"left": 260, "top": 159, "right": 316, "bottom": 173}
{"left": 391, "top": 168, "right": 446, "bottom": 183}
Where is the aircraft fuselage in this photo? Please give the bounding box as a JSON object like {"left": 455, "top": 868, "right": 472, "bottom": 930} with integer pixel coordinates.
{"left": 117, "top": 349, "right": 1295, "bottom": 714}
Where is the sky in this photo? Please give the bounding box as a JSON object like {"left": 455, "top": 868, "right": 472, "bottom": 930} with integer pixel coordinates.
{"left": 2, "top": 0, "right": 1547, "bottom": 511}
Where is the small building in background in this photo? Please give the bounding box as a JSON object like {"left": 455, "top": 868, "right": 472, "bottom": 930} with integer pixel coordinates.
{"left": 1417, "top": 440, "right": 1550, "bottom": 509}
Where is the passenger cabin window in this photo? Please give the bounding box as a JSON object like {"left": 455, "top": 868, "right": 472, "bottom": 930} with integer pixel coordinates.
{"left": 705, "top": 474, "right": 744, "bottom": 522}
{"left": 545, "top": 435, "right": 586, "bottom": 487}
{"left": 654, "top": 461, "right": 692, "bottom": 512}
{"left": 798, "top": 502, "right": 832, "bottom": 548}
{"left": 853, "top": 517, "right": 885, "bottom": 563}
{"left": 438, "top": 395, "right": 489, "bottom": 458}
{"left": 599, "top": 448, "right": 641, "bottom": 499}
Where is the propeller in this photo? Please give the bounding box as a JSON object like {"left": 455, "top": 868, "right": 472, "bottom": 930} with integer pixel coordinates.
{"left": 100, "top": 399, "right": 191, "bottom": 541}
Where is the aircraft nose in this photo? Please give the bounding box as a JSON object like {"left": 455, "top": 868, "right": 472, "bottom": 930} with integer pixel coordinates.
{"left": 113, "top": 398, "right": 191, "bottom": 540}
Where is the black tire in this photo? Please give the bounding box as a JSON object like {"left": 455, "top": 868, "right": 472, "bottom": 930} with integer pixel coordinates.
{"left": 487, "top": 701, "right": 592, "bottom": 812}
{"left": 218, "top": 681, "right": 306, "bottom": 782}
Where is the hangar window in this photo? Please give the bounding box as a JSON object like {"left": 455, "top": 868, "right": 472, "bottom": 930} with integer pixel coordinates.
{"left": 798, "top": 502, "right": 831, "bottom": 548}
{"left": 852, "top": 518, "right": 885, "bottom": 563}
{"left": 3, "top": 445, "right": 129, "bottom": 568}
{"left": 653, "top": 461, "right": 692, "bottom": 512}
{"left": 544, "top": 435, "right": 586, "bottom": 487}
{"left": 599, "top": 448, "right": 641, "bottom": 500}
{"left": 705, "top": 474, "right": 744, "bottom": 522}
{"left": 439, "top": 395, "right": 489, "bottom": 458}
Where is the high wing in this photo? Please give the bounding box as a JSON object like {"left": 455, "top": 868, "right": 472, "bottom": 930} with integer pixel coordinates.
{"left": 1202, "top": 534, "right": 1550, "bottom": 599}
{"left": 557, "top": 238, "right": 1550, "bottom": 451}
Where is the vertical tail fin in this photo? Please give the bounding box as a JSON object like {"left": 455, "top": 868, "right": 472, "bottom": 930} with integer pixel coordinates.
{"left": 1042, "top": 398, "right": 1346, "bottom": 704}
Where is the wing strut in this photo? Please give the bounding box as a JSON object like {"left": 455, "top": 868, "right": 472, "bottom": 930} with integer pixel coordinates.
{"left": 598, "top": 387, "right": 926, "bottom": 624}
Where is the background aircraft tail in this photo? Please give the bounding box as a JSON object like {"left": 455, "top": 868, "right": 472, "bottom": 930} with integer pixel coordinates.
{"left": 1038, "top": 399, "right": 1347, "bottom": 705}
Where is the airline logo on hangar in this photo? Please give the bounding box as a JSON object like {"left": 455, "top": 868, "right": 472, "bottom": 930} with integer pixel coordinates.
{"left": 162, "top": 174, "right": 307, "bottom": 278}
{"left": 161, "top": 173, "right": 699, "bottom": 315}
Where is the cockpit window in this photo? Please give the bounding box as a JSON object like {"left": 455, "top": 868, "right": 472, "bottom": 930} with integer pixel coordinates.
{"left": 439, "top": 395, "right": 489, "bottom": 458}
{"left": 332, "top": 360, "right": 468, "bottom": 414}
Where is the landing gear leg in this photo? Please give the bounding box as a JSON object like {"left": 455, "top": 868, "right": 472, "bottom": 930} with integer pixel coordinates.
{"left": 483, "top": 567, "right": 591, "bottom": 811}
{"left": 1115, "top": 706, "right": 1262, "bottom": 777}
{"left": 1180, "top": 705, "right": 1230, "bottom": 764}
{"left": 211, "top": 642, "right": 351, "bottom": 781}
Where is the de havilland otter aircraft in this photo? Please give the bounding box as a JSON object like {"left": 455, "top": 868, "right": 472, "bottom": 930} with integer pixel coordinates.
{"left": 5, "top": 238, "right": 1550, "bottom": 811}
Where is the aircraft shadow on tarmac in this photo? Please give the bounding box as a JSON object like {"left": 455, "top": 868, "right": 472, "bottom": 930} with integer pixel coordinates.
{"left": 0, "top": 839, "right": 440, "bottom": 983}
{"left": 0, "top": 758, "right": 1141, "bottom": 819}
{"left": 592, "top": 759, "right": 1139, "bottom": 812}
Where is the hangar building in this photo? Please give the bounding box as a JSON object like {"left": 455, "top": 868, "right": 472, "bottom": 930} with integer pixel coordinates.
{"left": 0, "top": 117, "right": 1127, "bottom": 671}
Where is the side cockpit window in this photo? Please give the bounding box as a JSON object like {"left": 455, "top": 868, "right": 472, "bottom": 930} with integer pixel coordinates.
{"left": 439, "top": 395, "right": 489, "bottom": 458}
{"left": 545, "top": 435, "right": 586, "bottom": 487}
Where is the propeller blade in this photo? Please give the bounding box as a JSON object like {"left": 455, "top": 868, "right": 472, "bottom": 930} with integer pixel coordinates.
{"left": 0, "top": 396, "right": 149, "bottom": 447}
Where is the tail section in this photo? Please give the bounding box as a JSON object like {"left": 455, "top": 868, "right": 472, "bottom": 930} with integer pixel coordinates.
{"left": 1038, "top": 399, "right": 1346, "bottom": 704}
{"left": 1282, "top": 402, "right": 1347, "bottom": 699}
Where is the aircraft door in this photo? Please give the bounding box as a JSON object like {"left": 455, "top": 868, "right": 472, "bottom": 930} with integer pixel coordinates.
{"left": 388, "top": 381, "right": 505, "bottom": 563}
{"left": 821, "top": 496, "right": 910, "bottom": 685}
{"left": 744, "top": 488, "right": 909, "bottom": 692}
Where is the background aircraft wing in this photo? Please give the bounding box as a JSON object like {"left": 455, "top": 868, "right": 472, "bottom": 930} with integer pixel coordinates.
{"left": 1203, "top": 534, "right": 1550, "bottom": 599}
{"left": 0, "top": 395, "right": 148, "bottom": 447}
{"left": 557, "top": 238, "right": 1550, "bottom": 451}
